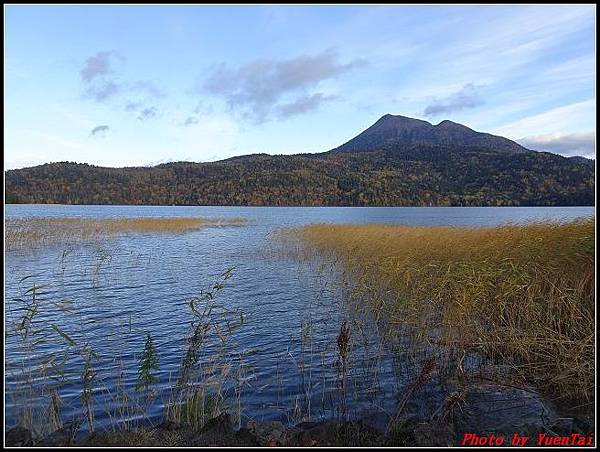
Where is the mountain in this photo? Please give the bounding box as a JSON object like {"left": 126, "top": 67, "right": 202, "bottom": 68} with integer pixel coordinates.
{"left": 333, "top": 114, "right": 529, "bottom": 154}
{"left": 568, "top": 155, "right": 595, "bottom": 166}
{"left": 5, "top": 115, "right": 595, "bottom": 207}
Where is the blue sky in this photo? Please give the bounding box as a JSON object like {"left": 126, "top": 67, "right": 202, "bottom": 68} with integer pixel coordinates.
{"left": 4, "top": 4, "right": 596, "bottom": 169}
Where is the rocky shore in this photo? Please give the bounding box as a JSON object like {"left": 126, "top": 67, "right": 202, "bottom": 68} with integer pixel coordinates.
{"left": 7, "top": 379, "right": 594, "bottom": 447}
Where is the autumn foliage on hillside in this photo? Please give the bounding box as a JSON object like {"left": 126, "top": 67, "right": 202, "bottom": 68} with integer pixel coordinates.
{"left": 5, "top": 146, "right": 595, "bottom": 206}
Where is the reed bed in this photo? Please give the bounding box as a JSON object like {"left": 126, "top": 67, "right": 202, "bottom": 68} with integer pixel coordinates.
{"left": 279, "top": 217, "right": 595, "bottom": 405}
{"left": 5, "top": 265, "right": 250, "bottom": 442}
{"left": 5, "top": 217, "right": 246, "bottom": 251}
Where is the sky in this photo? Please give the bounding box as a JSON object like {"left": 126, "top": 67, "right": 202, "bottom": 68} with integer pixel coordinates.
{"left": 4, "top": 4, "right": 596, "bottom": 169}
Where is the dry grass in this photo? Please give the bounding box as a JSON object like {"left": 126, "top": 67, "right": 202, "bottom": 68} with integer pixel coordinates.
{"left": 5, "top": 217, "right": 246, "bottom": 251}
{"left": 280, "top": 217, "right": 595, "bottom": 405}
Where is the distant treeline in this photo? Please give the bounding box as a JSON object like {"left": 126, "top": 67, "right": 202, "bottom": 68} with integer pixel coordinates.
{"left": 5, "top": 145, "right": 595, "bottom": 206}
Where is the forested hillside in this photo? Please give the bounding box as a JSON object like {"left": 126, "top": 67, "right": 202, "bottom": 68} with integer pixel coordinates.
{"left": 5, "top": 144, "right": 595, "bottom": 206}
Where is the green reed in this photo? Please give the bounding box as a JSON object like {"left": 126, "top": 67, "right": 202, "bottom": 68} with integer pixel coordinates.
{"left": 6, "top": 260, "right": 253, "bottom": 444}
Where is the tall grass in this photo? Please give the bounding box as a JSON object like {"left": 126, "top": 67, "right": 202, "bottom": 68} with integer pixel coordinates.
{"left": 5, "top": 217, "right": 247, "bottom": 251}
{"left": 163, "top": 268, "right": 252, "bottom": 431}
{"left": 279, "top": 217, "right": 595, "bottom": 406}
{"left": 6, "top": 278, "right": 77, "bottom": 438}
{"left": 6, "top": 264, "right": 251, "bottom": 443}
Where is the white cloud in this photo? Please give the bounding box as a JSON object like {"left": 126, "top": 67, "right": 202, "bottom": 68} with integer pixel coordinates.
{"left": 424, "top": 83, "right": 484, "bottom": 117}
{"left": 90, "top": 125, "right": 110, "bottom": 136}
{"left": 493, "top": 99, "right": 596, "bottom": 138}
{"left": 202, "top": 48, "right": 365, "bottom": 123}
{"left": 517, "top": 132, "right": 595, "bottom": 159}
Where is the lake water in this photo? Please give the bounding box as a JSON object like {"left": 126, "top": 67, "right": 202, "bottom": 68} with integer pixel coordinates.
{"left": 4, "top": 205, "right": 594, "bottom": 435}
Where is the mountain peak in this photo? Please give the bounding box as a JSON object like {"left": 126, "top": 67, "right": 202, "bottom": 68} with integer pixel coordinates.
{"left": 436, "top": 119, "right": 462, "bottom": 127}
{"left": 334, "top": 114, "right": 528, "bottom": 154}
{"left": 374, "top": 114, "right": 431, "bottom": 129}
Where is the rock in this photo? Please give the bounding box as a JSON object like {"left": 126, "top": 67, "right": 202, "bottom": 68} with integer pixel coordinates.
{"left": 157, "top": 419, "right": 181, "bottom": 432}
{"left": 233, "top": 428, "right": 261, "bottom": 446}
{"left": 410, "top": 420, "right": 456, "bottom": 447}
{"left": 573, "top": 415, "right": 595, "bottom": 435}
{"left": 294, "top": 421, "right": 336, "bottom": 447}
{"left": 290, "top": 420, "right": 385, "bottom": 447}
{"left": 551, "top": 417, "right": 574, "bottom": 434}
{"left": 6, "top": 426, "right": 33, "bottom": 446}
{"left": 35, "top": 428, "right": 74, "bottom": 447}
{"left": 453, "top": 382, "right": 556, "bottom": 438}
{"left": 247, "top": 420, "right": 289, "bottom": 446}
{"left": 201, "top": 413, "right": 233, "bottom": 436}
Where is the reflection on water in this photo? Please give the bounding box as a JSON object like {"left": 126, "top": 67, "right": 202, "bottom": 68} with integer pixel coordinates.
{"left": 4, "top": 205, "right": 594, "bottom": 435}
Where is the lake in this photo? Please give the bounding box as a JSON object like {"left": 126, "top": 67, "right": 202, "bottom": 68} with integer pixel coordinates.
{"left": 4, "top": 205, "right": 594, "bottom": 435}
